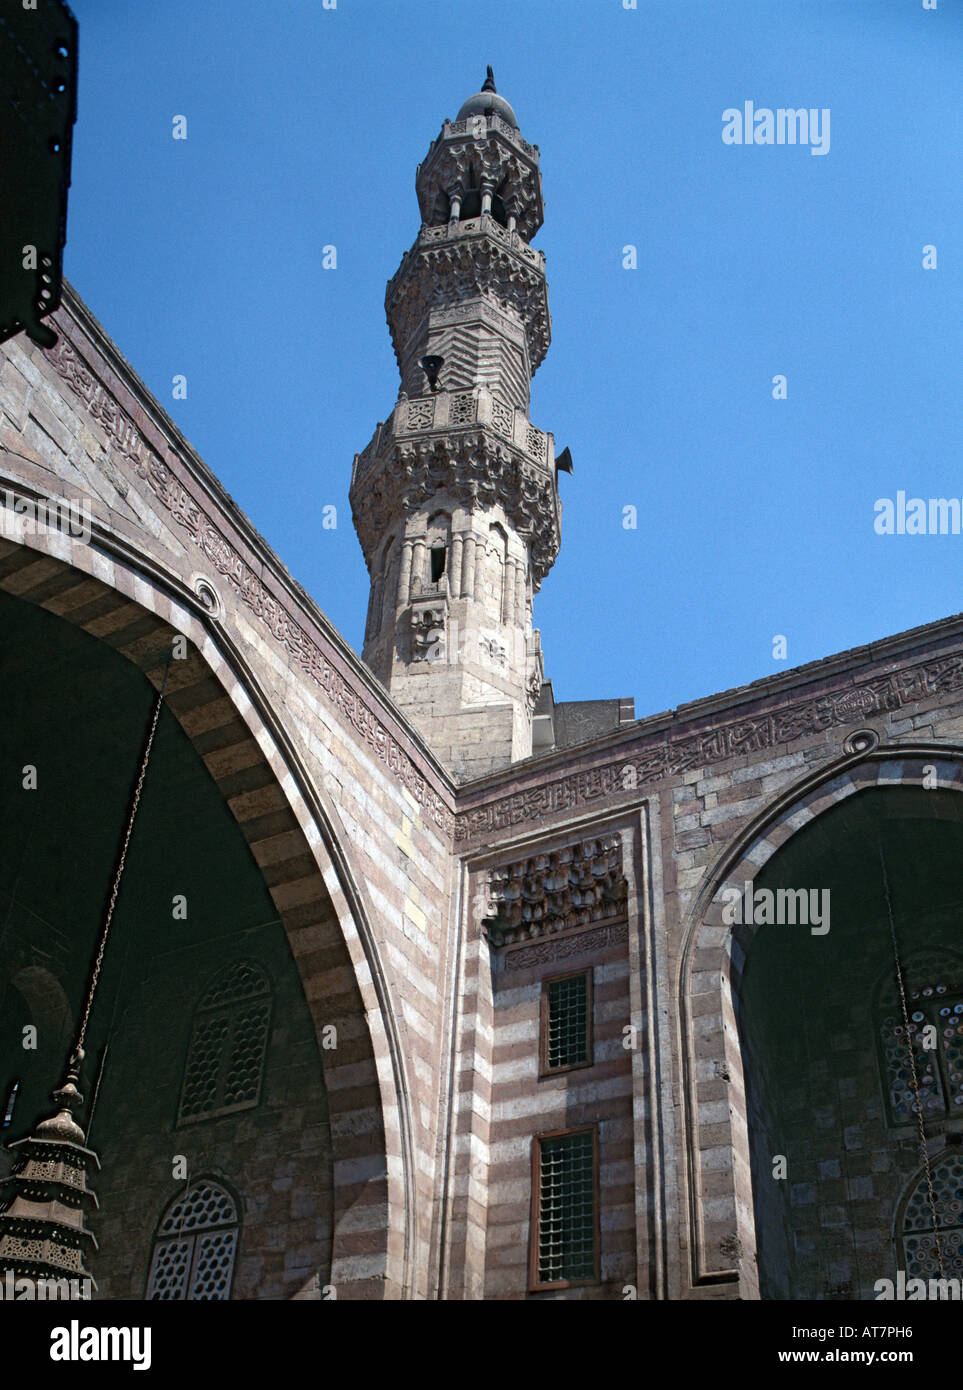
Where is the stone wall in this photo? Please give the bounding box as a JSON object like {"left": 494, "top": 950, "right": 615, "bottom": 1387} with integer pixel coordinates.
{"left": 5, "top": 284, "right": 963, "bottom": 1300}
{"left": 93, "top": 925, "right": 335, "bottom": 1301}
{"left": 454, "top": 612, "right": 963, "bottom": 1298}
{"left": 483, "top": 931, "right": 635, "bottom": 1298}
{"left": 0, "top": 286, "right": 460, "bottom": 1298}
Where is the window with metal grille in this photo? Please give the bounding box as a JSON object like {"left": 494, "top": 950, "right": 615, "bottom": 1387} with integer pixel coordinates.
{"left": 900, "top": 1152, "right": 963, "bottom": 1281}
{"left": 177, "top": 961, "right": 271, "bottom": 1125}
{"left": 530, "top": 1127, "right": 599, "bottom": 1289}
{"left": 147, "top": 1180, "right": 239, "bottom": 1300}
{"left": 540, "top": 970, "right": 592, "bottom": 1075}
{"left": 879, "top": 980, "right": 963, "bottom": 1126}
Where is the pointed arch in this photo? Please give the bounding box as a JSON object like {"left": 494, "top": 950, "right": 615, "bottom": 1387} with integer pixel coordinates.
{"left": 0, "top": 526, "right": 415, "bottom": 1298}
{"left": 679, "top": 744, "right": 963, "bottom": 1295}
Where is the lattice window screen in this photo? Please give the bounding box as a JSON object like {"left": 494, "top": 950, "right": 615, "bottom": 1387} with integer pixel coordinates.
{"left": 147, "top": 1181, "right": 239, "bottom": 1300}
{"left": 535, "top": 1129, "right": 596, "bottom": 1286}
{"left": 880, "top": 982, "right": 963, "bottom": 1125}
{"left": 544, "top": 973, "right": 590, "bottom": 1071}
{"left": 177, "top": 962, "right": 271, "bottom": 1124}
{"left": 901, "top": 1154, "right": 963, "bottom": 1281}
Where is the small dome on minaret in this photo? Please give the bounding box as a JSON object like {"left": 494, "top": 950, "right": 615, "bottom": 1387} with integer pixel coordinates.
{"left": 456, "top": 65, "right": 518, "bottom": 129}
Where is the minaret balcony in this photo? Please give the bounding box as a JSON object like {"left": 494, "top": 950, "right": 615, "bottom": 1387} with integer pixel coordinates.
{"left": 443, "top": 111, "right": 538, "bottom": 155}
{"left": 351, "top": 387, "right": 555, "bottom": 488}
{"left": 416, "top": 214, "right": 544, "bottom": 271}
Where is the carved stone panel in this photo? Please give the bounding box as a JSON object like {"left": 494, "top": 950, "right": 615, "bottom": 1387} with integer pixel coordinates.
{"left": 410, "top": 599, "right": 447, "bottom": 663}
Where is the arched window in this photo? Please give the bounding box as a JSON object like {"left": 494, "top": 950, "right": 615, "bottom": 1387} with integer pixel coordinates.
{"left": 899, "top": 1153, "right": 963, "bottom": 1282}
{"left": 177, "top": 961, "right": 271, "bottom": 1125}
{"left": 147, "top": 1180, "right": 239, "bottom": 1300}
{"left": 878, "top": 969, "right": 963, "bottom": 1126}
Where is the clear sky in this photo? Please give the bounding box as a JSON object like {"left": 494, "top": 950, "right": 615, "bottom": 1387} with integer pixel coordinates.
{"left": 61, "top": 0, "right": 962, "bottom": 719}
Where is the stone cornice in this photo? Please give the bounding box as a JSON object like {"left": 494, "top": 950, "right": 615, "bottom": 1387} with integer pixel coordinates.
{"left": 352, "top": 390, "right": 554, "bottom": 491}
{"left": 349, "top": 428, "right": 561, "bottom": 583}
{"left": 437, "top": 114, "right": 539, "bottom": 159}
{"left": 43, "top": 285, "right": 458, "bottom": 834}
{"left": 482, "top": 833, "right": 627, "bottom": 947}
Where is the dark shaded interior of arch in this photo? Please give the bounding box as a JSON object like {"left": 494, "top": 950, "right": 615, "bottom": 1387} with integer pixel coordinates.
{"left": 739, "top": 785, "right": 963, "bottom": 1299}
{"left": 0, "top": 587, "right": 334, "bottom": 1297}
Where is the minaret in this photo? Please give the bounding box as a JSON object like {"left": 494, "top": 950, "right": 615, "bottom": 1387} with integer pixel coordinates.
{"left": 350, "top": 70, "right": 563, "bottom": 783}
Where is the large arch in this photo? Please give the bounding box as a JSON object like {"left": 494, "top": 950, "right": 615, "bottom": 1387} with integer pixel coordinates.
{"left": 0, "top": 520, "right": 415, "bottom": 1298}
{"left": 680, "top": 742, "right": 963, "bottom": 1297}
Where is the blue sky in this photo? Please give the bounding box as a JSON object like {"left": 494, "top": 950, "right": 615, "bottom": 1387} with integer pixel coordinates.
{"left": 62, "top": 0, "right": 962, "bottom": 717}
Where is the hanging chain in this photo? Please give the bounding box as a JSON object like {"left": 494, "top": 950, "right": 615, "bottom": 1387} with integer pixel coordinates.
{"left": 74, "top": 656, "right": 172, "bottom": 1054}
{"left": 878, "top": 839, "right": 946, "bottom": 1279}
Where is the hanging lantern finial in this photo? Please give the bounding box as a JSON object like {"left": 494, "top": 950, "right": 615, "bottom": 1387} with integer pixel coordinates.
{"left": 0, "top": 1046, "right": 100, "bottom": 1296}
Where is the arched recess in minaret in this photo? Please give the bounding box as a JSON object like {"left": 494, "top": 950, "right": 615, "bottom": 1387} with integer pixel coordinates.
{"left": 378, "top": 535, "right": 397, "bottom": 633}
{"left": 426, "top": 511, "right": 451, "bottom": 586}
{"left": 459, "top": 163, "right": 481, "bottom": 221}
{"left": 490, "top": 177, "right": 511, "bottom": 229}
{"left": 365, "top": 536, "right": 388, "bottom": 645}
{"left": 444, "top": 159, "right": 525, "bottom": 236}
{"left": 486, "top": 522, "right": 509, "bottom": 623}
{"left": 363, "top": 566, "right": 380, "bottom": 645}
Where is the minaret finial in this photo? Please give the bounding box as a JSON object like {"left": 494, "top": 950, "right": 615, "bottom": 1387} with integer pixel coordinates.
{"left": 482, "top": 65, "right": 496, "bottom": 93}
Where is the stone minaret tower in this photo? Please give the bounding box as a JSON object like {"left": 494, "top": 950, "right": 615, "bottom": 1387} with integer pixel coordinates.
{"left": 350, "top": 70, "right": 563, "bottom": 782}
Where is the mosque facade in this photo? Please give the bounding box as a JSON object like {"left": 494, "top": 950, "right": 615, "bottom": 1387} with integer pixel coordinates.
{"left": 1, "top": 74, "right": 963, "bottom": 1301}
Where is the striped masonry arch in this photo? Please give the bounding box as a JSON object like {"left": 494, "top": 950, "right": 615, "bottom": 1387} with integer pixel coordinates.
{"left": 679, "top": 743, "right": 963, "bottom": 1296}
{"left": 0, "top": 524, "right": 413, "bottom": 1299}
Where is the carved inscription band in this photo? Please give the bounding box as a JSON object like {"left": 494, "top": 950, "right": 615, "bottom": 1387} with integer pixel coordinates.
{"left": 456, "top": 655, "right": 963, "bottom": 842}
